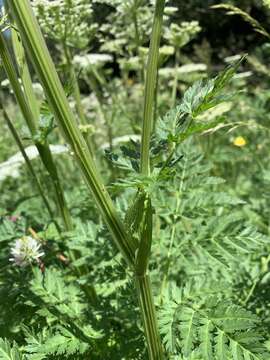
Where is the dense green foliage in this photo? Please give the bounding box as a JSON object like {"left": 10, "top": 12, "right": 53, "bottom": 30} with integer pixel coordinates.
{"left": 1, "top": 0, "right": 270, "bottom": 359}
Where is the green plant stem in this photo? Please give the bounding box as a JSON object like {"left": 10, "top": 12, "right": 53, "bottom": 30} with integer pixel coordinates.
{"left": 140, "top": 0, "right": 165, "bottom": 176}
{"left": 0, "top": 31, "right": 72, "bottom": 231}
{"left": 171, "top": 48, "right": 180, "bottom": 108}
{"left": 134, "top": 194, "right": 164, "bottom": 358}
{"left": 8, "top": 0, "right": 137, "bottom": 267}
{"left": 63, "top": 46, "right": 85, "bottom": 123}
{"left": 135, "top": 274, "right": 164, "bottom": 360}
{"left": 85, "top": 75, "right": 113, "bottom": 151}
{"left": 243, "top": 253, "right": 270, "bottom": 305}
{"left": 12, "top": 26, "right": 73, "bottom": 232}
{"left": 132, "top": 9, "right": 145, "bottom": 83}
{"left": 136, "top": 0, "right": 165, "bottom": 357}
{"left": 1, "top": 105, "right": 61, "bottom": 233}
{"left": 11, "top": 26, "right": 40, "bottom": 121}
{"left": 153, "top": 70, "right": 159, "bottom": 132}
{"left": 84, "top": 73, "right": 117, "bottom": 181}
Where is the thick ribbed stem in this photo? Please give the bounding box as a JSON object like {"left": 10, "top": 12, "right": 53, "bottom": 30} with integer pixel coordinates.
{"left": 137, "top": 1, "right": 165, "bottom": 358}
{"left": 136, "top": 274, "right": 164, "bottom": 360}
{"left": 140, "top": 0, "right": 165, "bottom": 176}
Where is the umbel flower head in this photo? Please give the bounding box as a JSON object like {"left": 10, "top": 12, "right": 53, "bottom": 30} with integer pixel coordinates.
{"left": 9, "top": 236, "right": 44, "bottom": 267}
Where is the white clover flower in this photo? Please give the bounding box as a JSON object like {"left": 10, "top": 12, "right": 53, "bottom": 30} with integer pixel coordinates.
{"left": 9, "top": 236, "right": 44, "bottom": 267}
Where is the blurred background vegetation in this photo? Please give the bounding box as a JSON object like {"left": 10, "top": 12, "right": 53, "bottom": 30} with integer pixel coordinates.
{"left": 1, "top": 0, "right": 269, "bottom": 201}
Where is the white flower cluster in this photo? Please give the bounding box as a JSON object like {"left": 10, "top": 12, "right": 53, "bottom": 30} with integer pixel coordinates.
{"left": 32, "top": 0, "right": 97, "bottom": 49}
{"left": 159, "top": 63, "right": 207, "bottom": 78}
{"left": 164, "top": 21, "right": 201, "bottom": 48}
{"left": 99, "top": 2, "right": 154, "bottom": 54}
{"left": 263, "top": 0, "right": 270, "bottom": 8}
{"left": 9, "top": 236, "right": 44, "bottom": 267}
{"left": 73, "top": 53, "right": 113, "bottom": 69}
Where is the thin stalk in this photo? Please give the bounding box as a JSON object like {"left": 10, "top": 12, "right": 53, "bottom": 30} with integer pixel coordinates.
{"left": 242, "top": 253, "right": 270, "bottom": 306}
{"left": 63, "top": 44, "right": 94, "bottom": 156}
{"left": 153, "top": 70, "right": 159, "bottom": 132}
{"left": 0, "top": 31, "right": 72, "bottom": 231}
{"left": 85, "top": 74, "right": 117, "bottom": 180}
{"left": 10, "top": 18, "right": 72, "bottom": 231}
{"left": 133, "top": 10, "right": 145, "bottom": 83}
{"left": 85, "top": 74, "right": 113, "bottom": 151}
{"left": 4, "top": 1, "right": 39, "bottom": 120}
{"left": 8, "top": 0, "right": 138, "bottom": 267}
{"left": 0, "top": 32, "right": 36, "bottom": 133}
{"left": 140, "top": 0, "right": 165, "bottom": 176}
{"left": 63, "top": 45, "right": 85, "bottom": 122}
{"left": 81, "top": 67, "right": 121, "bottom": 184}
{"left": 171, "top": 48, "right": 180, "bottom": 108}
{"left": 159, "top": 157, "right": 187, "bottom": 303}
{"left": 1, "top": 104, "right": 61, "bottom": 234}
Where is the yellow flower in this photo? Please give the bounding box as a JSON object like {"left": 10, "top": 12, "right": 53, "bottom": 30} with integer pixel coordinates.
{"left": 126, "top": 78, "right": 134, "bottom": 86}
{"left": 233, "top": 136, "right": 246, "bottom": 147}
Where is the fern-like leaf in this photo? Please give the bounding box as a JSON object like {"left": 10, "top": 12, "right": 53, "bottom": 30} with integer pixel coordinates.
{"left": 0, "top": 338, "right": 25, "bottom": 360}
{"left": 24, "top": 326, "right": 89, "bottom": 359}
{"left": 159, "top": 290, "right": 270, "bottom": 359}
